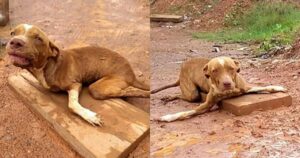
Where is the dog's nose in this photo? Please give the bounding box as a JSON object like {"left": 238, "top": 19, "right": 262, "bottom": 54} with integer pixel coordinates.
{"left": 223, "top": 82, "right": 231, "bottom": 88}
{"left": 9, "top": 38, "right": 25, "bottom": 49}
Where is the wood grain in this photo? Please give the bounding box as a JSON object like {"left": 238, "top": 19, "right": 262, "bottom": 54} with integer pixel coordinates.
{"left": 8, "top": 72, "right": 149, "bottom": 158}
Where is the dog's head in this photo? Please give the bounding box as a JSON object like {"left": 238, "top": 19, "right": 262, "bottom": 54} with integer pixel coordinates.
{"left": 203, "top": 57, "right": 240, "bottom": 92}
{"left": 6, "top": 24, "right": 59, "bottom": 69}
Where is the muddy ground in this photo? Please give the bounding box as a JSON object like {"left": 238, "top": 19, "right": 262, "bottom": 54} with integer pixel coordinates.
{"left": 0, "top": 0, "right": 149, "bottom": 157}
{"left": 150, "top": 23, "right": 300, "bottom": 157}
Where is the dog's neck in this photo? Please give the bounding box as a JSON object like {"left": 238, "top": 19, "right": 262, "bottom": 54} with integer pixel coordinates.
{"left": 28, "top": 52, "right": 62, "bottom": 89}
{"left": 28, "top": 65, "right": 51, "bottom": 89}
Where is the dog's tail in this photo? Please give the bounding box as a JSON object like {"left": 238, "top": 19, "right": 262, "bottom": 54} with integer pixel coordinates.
{"left": 132, "top": 79, "right": 150, "bottom": 90}
{"left": 151, "top": 79, "right": 179, "bottom": 94}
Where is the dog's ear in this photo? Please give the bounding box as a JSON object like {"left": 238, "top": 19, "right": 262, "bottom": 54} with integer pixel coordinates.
{"left": 49, "top": 41, "right": 60, "bottom": 57}
{"left": 234, "top": 60, "right": 240, "bottom": 73}
{"left": 203, "top": 64, "right": 210, "bottom": 78}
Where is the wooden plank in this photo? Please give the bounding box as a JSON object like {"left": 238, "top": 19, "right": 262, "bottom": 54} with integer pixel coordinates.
{"left": 8, "top": 72, "right": 149, "bottom": 158}
{"left": 221, "top": 92, "right": 292, "bottom": 116}
{"left": 0, "top": 0, "right": 9, "bottom": 26}
{"left": 150, "top": 14, "right": 183, "bottom": 23}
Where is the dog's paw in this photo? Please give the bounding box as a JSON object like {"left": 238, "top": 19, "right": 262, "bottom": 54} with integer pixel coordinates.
{"left": 267, "top": 86, "right": 287, "bottom": 92}
{"left": 87, "top": 114, "right": 104, "bottom": 127}
{"left": 159, "top": 114, "right": 178, "bottom": 122}
{"left": 81, "top": 109, "right": 104, "bottom": 126}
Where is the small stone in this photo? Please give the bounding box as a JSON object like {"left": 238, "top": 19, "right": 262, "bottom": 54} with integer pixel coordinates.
{"left": 271, "top": 59, "right": 279, "bottom": 64}
{"left": 248, "top": 77, "right": 258, "bottom": 83}
{"left": 208, "top": 131, "right": 216, "bottom": 135}
{"left": 1, "top": 134, "right": 12, "bottom": 141}
{"left": 251, "top": 130, "right": 263, "bottom": 138}
{"left": 213, "top": 47, "right": 220, "bottom": 53}
{"left": 293, "top": 76, "right": 298, "bottom": 80}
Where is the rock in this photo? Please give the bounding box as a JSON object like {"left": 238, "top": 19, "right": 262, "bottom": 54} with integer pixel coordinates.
{"left": 213, "top": 47, "right": 220, "bottom": 53}
{"left": 251, "top": 130, "right": 263, "bottom": 138}
{"left": 271, "top": 59, "right": 279, "bottom": 64}
{"left": 293, "top": 76, "right": 298, "bottom": 80}
{"left": 265, "top": 67, "right": 269, "bottom": 71}
{"left": 189, "top": 49, "right": 198, "bottom": 53}
{"left": 233, "top": 120, "right": 244, "bottom": 127}
{"left": 248, "top": 77, "right": 259, "bottom": 83}
{"left": 237, "top": 47, "right": 249, "bottom": 51}
{"left": 285, "top": 60, "right": 295, "bottom": 66}
{"left": 208, "top": 131, "right": 216, "bottom": 135}
{"left": 1, "top": 134, "right": 12, "bottom": 141}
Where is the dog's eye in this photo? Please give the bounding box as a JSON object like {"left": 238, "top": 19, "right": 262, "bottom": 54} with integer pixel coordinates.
{"left": 35, "top": 36, "right": 43, "bottom": 42}
{"left": 229, "top": 67, "right": 234, "bottom": 71}
{"left": 212, "top": 69, "right": 218, "bottom": 73}
{"left": 10, "top": 32, "right": 15, "bottom": 36}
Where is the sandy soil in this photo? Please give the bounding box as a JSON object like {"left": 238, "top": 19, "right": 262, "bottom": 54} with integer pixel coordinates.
{"left": 150, "top": 23, "right": 300, "bottom": 158}
{"left": 0, "top": 0, "right": 149, "bottom": 157}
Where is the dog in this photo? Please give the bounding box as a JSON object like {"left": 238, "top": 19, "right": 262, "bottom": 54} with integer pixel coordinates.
{"left": 6, "top": 24, "right": 150, "bottom": 126}
{"left": 151, "top": 57, "right": 286, "bottom": 122}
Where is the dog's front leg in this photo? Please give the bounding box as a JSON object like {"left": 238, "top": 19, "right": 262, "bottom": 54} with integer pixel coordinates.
{"left": 68, "top": 83, "right": 103, "bottom": 126}
{"left": 159, "top": 92, "right": 216, "bottom": 122}
{"left": 246, "top": 85, "right": 287, "bottom": 93}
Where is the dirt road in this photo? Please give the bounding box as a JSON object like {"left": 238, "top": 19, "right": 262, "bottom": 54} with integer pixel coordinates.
{"left": 150, "top": 23, "right": 300, "bottom": 158}
{"left": 0, "top": 0, "right": 149, "bottom": 157}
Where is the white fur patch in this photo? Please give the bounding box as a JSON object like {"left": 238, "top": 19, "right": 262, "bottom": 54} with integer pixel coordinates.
{"left": 23, "top": 24, "right": 33, "bottom": 33}
{"left": 218, "top": 58, "right": 225, "bottom": 66}
{"left": 247, "top": 86, "right": 287, "bottom": 93}
{"left": 267, "top": 86, "right": 287, "bottom": 92}
{"left": 68, "top": 89, "right": 102, "bottom": 126}
{"left": 159, "top": 110, "right": 196, "bottom": 122}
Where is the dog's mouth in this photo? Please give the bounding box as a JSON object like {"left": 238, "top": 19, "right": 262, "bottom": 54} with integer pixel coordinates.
{"left": 223, "top": 85, "right": 233, "bottom": 89}
{"left": 8, "top": 51, "right": 32, "bottom": 67}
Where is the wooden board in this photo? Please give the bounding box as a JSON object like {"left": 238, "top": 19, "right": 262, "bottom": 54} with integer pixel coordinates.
{"left": 150, "top": 14, "right": 183, "bottom": 23}
{"left": 221, "top": 92, "right": 292, "bottom": 116}
{"left": 8, "top": 72, "right": 149, "bottom": 158}
{"left": 0, "top": 0, "right": 9, "bottom": 26}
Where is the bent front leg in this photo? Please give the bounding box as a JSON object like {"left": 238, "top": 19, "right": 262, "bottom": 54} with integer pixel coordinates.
{"left": 159, "top": 91, "right": 216, "bottom": 122}
{"left": 68, "top": 83, "right": 103, "bottom": 126}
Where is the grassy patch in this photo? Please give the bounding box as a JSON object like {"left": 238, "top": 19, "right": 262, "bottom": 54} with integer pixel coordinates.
{"left": 193, "top": 2, "right": 300, "bottom": 51}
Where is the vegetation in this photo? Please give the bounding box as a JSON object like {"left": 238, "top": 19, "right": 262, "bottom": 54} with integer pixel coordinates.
{"left": 193, "top": 1, "right": 300, "bottom": 51}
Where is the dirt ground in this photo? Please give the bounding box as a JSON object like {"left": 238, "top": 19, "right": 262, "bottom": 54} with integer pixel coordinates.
{"left": 151, "top": 0, "right": 252, "bottom": 31}
{"left": 150, "top": 23, "right": 300, "bottom": 157}
{"left": 0, "top": 0, "right": 149, "bottom": 157}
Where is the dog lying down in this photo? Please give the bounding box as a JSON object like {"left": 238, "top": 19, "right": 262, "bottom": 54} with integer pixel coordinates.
{"left": 6, "top": 24, "right": 150, "bottom": 126}
{"left": 151, "top": 57, "right": 287, "bottom": 122}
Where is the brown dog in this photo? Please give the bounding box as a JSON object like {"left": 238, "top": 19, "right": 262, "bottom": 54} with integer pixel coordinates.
{"left": 6, "top": 24, "right": 150, "bottom": 126}
{"left": 152, "top": 57, "right": 286, "bottom": 122}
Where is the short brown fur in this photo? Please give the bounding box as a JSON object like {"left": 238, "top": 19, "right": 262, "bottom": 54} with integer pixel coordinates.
{"left": 152, "top": 57, "right": 286, "bottom": 122}
{"left": 6, "top": 24, "right": 149, "bottom": 125}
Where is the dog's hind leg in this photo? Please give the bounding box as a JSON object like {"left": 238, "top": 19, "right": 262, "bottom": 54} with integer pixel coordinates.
{"left": 180, "top": 77, "right": 201, "bottom": 102}
{"left": 68, "top": 83, "right": 103, "bottom": 126}
{"left": 88, "top": 76, "right": 150, "bottom": 100}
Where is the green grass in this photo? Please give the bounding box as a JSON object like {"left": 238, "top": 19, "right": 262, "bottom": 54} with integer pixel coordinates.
{"left": 193, "top": 2, "right": 300, "bottom": 51}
